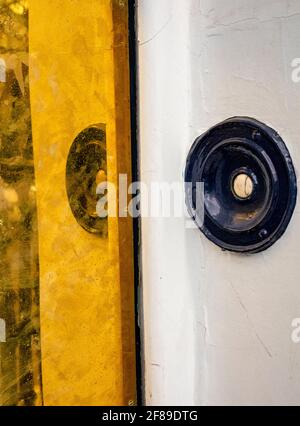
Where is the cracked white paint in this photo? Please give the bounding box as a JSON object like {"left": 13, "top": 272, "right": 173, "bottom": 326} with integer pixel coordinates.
{"left": 138, "top": 0, "right": 300, "bottom": 406}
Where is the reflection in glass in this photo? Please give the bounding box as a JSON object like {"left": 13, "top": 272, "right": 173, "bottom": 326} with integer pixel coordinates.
{"left": 0, "top": 0, "right": 42, "bottom": 406}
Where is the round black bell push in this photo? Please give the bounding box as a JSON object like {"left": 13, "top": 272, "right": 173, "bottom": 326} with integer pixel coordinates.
{"left": 66, "top": 125, "right": 107, "bottom": 236}
{"left": 185, "top": 117, "right": 297, "bottom": 253}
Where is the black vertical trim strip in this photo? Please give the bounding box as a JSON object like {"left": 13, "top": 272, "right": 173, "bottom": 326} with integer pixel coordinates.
{"left": 128, "top": 0, "right": 144, "bottom": 406}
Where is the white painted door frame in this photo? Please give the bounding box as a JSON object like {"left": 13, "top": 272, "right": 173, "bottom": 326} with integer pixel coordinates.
{"left": 138, "top": 0, "right": 300, "bottom": 406}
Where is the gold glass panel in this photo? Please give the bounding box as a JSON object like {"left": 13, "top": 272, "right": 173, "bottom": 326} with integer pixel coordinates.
{"left": 0, "top": 0, "right": 136, "bottom": 406}
{"left": 0, "top": 0, "right": 42, "bottom": 406}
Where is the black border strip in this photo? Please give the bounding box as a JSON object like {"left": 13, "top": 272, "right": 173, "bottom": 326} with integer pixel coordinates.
{"left": 128, "top": 0, "right": 144, "bottom": 406}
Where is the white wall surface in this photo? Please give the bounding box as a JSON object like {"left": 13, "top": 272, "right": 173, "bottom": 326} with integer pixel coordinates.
{"left": 138, "top": 0, "right": 300, "bottom": 405}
